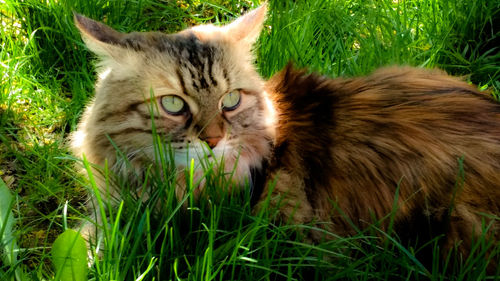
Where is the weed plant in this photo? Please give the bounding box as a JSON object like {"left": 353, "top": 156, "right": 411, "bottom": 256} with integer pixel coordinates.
{"left": 1, "top": 0, "right": 499, "bottom": 280}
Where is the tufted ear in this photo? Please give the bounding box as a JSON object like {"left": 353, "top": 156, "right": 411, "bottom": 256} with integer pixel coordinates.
{"left": 224, "top": 3, "right": 267, "bottom": 46}
{"left": 73, "top": 12, "right": 126, "bottom": 58}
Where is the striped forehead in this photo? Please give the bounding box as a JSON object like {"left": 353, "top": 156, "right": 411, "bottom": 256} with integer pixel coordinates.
{"left": 168, "top": 32, "right": 225, "bottom": 96}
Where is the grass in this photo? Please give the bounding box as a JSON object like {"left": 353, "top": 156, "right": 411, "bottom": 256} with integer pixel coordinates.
{"left": 1, "top": 0, "right": 499, "bottom": 280}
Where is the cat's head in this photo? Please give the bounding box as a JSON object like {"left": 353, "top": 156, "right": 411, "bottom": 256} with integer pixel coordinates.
{"left": 72, "top": 5, "right": 275, "bottom": 198}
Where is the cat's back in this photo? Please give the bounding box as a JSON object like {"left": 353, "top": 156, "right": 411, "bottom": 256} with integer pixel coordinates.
{"left": 269, "top": 65, "right": 500, "bottom": 160}
{"left": 267, "top": 65, "right": 500, "bottom": 240}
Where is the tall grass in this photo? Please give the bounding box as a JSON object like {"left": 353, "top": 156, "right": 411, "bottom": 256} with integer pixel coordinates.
{"left": 258, "top": 0, "right": 500, "bottom": 85}
{"left": 1, "top": 0, "right": 499, "bottom": 280}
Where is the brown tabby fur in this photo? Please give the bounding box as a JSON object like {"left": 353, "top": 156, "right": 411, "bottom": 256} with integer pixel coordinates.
{"left": 261, "top": 64, "right": 500, "bottom": 268}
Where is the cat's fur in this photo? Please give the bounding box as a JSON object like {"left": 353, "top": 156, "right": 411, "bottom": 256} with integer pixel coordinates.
{"left": 262, "top": 64, "right": 500, "bottom": 267}
{"left": 72, "top": 4, "right": 499, "bottom": 267}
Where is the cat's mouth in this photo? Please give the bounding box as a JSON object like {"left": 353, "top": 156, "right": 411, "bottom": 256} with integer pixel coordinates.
{"left": 172, "top": 140, "right": 232, "bottom": 167}
{"left": 171, "top": 138, "right": 261, "bottom": 195}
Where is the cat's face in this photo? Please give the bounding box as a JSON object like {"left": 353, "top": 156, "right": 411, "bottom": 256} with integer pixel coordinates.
{"left": 72, "top": 5, "right": 275, "bottom": 197}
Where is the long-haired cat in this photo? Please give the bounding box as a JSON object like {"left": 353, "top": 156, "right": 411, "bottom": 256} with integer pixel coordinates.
{"left": 72, "top": 4, "right": 499, "bottom": 268}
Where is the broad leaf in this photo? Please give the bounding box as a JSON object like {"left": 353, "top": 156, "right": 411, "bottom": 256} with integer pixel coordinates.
{"left": 0, "top": 177, "right": 22, "bottom": 280}
{"left": 51, "top": 229, "right": 88, "bottom": 281}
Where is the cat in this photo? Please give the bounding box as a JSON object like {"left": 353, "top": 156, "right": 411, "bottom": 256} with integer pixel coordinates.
{"left": 72, "top": 4, "right": 499, "bottom": 269}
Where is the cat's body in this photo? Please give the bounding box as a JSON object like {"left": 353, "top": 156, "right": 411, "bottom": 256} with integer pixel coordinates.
{"left": 72, "top": 5, "right": 499, "bottom": 268}
{"left": 262, "top": 65, "right": 500, "bottom": 263}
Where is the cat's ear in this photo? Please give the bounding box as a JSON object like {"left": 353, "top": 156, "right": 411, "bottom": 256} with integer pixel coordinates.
{"left": 73, "top": 13, "right": 125, "bottom": 58}
{"left": 224, "top": 3, "right": 267, "bottom": 46}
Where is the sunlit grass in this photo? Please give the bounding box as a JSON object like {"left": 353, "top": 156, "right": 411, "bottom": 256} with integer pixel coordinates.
{"left": 1, "top": 0, "right": 499, "bottom": 279}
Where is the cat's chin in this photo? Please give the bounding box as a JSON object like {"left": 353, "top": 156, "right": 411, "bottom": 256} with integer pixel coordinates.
{"left": 172, "top": 139, "right": 258, "bottom": 200}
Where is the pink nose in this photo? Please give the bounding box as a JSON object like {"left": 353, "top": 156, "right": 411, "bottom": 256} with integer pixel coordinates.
{"left": 203, "top": 137, "right": 222, "bottom": 149}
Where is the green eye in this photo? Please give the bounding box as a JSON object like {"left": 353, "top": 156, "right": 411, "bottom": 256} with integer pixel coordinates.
{"left": 161, "top": 95, "right": 186, "bottom": 115}
{"left": 222, "top": 90, "right": 241, "bottom": 111}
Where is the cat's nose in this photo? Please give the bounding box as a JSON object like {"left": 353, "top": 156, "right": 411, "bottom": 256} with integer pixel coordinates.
{"left": 202, "top": 136, "right": 222, "bottom": 149}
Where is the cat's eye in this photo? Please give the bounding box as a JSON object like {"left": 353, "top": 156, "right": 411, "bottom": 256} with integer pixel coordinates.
{"left": 221, "top": 90, "right": 241, "bottom": 111}
{"left": 161, "top": 95, "right": 186, "bottom": 115}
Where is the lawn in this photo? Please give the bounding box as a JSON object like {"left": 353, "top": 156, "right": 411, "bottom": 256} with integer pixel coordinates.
{"left": 1, "top": 0, "right": 499, "bottom": 280}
